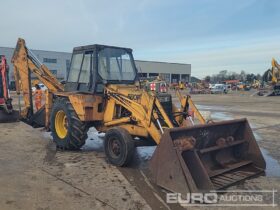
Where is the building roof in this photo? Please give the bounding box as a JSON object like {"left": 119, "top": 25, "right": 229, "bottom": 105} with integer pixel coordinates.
{"left": 135, "top": 59, "right": 191, "bottom": 66}
{"left": 73, "top": 44, "right": 132, "bottom": 53}
{"left": 223, "top": 79, "right": 240, "bottom": 84}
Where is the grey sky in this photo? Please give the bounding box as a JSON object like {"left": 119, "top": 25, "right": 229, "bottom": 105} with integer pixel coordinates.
{"left": 0, "top": 0, "right": 280, "bottom": 78}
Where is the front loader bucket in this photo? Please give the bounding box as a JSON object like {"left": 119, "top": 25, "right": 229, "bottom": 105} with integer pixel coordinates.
{"left": 0, "top": 109, "right": 19, "bottom": 123}
{"left": 150, "top": 119, "right": 266, "bottom": 194}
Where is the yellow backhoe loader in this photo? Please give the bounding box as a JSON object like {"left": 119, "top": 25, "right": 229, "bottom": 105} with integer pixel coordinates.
{"left": 12, "top": 38, "right": 265, "bottom": 195}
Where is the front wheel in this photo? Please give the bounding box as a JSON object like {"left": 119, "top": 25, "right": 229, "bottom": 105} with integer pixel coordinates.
{"left": 104, "top": 127, "right": 135, "bottom": 166}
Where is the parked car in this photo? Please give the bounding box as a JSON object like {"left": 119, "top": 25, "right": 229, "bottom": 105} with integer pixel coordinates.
{"left": 210, "top": 84, "right": 227, "bottom": 94}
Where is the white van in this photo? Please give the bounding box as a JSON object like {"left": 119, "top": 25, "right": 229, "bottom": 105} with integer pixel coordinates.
{"left": 210, "top": 84, "right": 227, "bottom": 94}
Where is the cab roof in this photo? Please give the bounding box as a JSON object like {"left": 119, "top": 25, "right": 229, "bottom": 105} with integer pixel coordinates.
{"left": 73, "top": 44, "right": 133, "bottom": 53}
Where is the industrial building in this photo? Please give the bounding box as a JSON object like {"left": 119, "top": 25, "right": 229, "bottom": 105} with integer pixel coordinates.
{"left": 0, "top": 47, "right": 71, "bottom": 81}
{"left": 135, "top": 60, "right": 191, "bottom": 83}
{"left": 0, "top": 47, "right": 191, "bottom": 84}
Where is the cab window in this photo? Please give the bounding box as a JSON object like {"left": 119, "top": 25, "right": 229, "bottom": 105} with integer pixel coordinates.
{"left": 79, "top": 52, "right": 92, "bottom": 83}
{"left": 68, "top": 53, "right": 83, "bottom": 82}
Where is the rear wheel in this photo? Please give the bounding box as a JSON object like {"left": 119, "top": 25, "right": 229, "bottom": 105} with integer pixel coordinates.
{"left": 104, "top": 127, "right": 135, "bottom": 166}
{"left": 50, "top": 97, "right": 88, "bottom": 150}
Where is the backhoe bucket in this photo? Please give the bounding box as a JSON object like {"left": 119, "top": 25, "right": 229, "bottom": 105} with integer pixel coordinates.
{"left": 0, "top": 109, "right": 19, "bottom": 123}
{"left": 150, "top": 119, "right": 266, "bottom": 194}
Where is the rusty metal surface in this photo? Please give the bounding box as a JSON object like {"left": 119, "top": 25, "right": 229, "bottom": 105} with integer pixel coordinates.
{"left": 149, "top": 118, "right": 266, "bottom": 194}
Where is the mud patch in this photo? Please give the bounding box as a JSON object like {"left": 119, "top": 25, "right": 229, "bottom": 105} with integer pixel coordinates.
{"left": 44, "top": 141, "right": 57, "bottom": 163}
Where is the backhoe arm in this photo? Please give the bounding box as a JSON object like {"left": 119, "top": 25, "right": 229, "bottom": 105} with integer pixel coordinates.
{"left": 11, "top": 38, "right": 64, "bottom": 118}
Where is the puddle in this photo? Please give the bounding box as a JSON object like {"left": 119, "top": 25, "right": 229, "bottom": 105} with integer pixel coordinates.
{"left": 260, "top": 148, "right": 280, "bottom": 177}
{"left": 196, "top": 105, "right": 227, "bottom": 111}
{"left": 253, "top": 132, "right": 262, "bottom": 141}
{"left": 253, "top": 132, "right": 280, "bottom": 177}
{"left": 211, "top": 112, "right": 233, "bottom": 121}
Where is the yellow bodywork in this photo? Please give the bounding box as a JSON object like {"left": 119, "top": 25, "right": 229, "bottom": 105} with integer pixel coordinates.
{"left": 12, "top": 38, "right": 205, "bottom": 146}
{"left": 271, "top": 58, "right": 280, "bottom": 85}
{"left": 54, "top": 92, "right": 104, "bottom": 122}
{"left": 179, "top": 81, "right": 184, "bottom": 89}
{"left": 11, "top": 38, "right": 265, "bottom": 195}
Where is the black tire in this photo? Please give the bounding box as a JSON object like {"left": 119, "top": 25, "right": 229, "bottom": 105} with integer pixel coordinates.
{"left": 50, "top": 97, "right": 88, "bottom": 150}
{"left": 104, "top": 127, "right": 135, "bottom": 167}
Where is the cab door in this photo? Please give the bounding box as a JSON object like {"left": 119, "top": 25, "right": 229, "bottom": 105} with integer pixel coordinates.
{"left": 65, "top": 50, "right": 94, "bottom": 92}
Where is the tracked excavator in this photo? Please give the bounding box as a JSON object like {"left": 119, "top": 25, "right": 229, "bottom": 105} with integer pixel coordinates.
{"left": 12, "top": 38, "right": 265, "bottom": 195}
{"left": 0, "top": 55, "right": 19, "bottom": 122}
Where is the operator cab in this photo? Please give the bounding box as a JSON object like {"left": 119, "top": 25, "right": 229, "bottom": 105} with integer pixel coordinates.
{"left": 65, "top": 44, "right": 138, "bottom": 93}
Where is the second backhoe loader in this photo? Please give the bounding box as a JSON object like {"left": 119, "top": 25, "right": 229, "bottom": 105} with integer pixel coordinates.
{"left": 12, "top": 38, "right": 266, "bottom": 195}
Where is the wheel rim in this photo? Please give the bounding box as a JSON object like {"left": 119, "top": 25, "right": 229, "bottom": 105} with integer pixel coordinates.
{"left": 55, "top": 110, "right": 68, "bottom": 139}
{"left": 109, "top": 138, "right": 121, "bottom": 158}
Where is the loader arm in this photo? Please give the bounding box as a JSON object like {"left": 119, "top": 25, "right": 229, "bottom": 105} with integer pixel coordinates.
{"left": 11, "top": 38, "right": 64, "bottom": 118}
{"left": 105, "top": 86, "right": 174, "bottom": 144}
{"left": 176, "top": 90, "right": 206, "bottom": 124}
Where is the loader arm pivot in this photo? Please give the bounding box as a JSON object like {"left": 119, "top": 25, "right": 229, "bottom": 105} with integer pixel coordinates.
{"left": 105, "top": 86, "right": 174, "bottom": 144}
{"left": 176, "top": 90, "right": 206, "bottom": 125}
